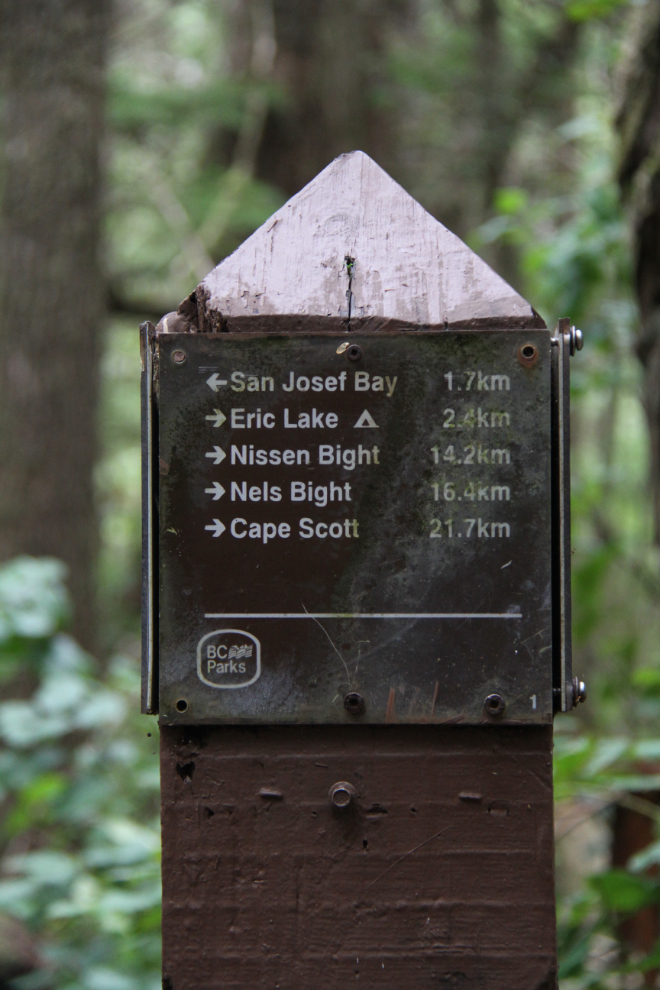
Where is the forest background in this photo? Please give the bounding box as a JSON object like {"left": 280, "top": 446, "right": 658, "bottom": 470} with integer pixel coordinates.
{"left": 0, "top": 0, "right": 659, "bottom": 987}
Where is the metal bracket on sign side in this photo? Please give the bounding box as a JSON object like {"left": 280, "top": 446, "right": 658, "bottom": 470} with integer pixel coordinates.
{"left": 551, "top": 320, "right": 573, "bottom": 713}
{"left": 140, "top": 322, "right": 158, "bottom": 715}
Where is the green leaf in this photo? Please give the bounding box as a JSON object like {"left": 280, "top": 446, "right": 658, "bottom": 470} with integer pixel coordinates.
{"left": 4, "top": 772, "right": 68, "bottom": 834}
{"left": 590, "top": 869, "right": 658, "bottom": 913}
{"left": 0, "top": 557, "right": 70, "bottom": 642}
{"left": 493, "top": 187, "right": 528, "bottom": 216}
{"left": 631, "top": 669, "right": 660, "bottom": 697}
{"left": 7, "top": 850, "right": 77, "bottom": 886}
{"left": 565, "top": 0, "right": 628, "bottom": 22}
{"left": 629, "top": 841, "right": 660, "bottom": 874}
{"left": 633, "top": 739, "right": 660, "bottom": 760}
{"left": 98, "top": 886, "right": 161, "bottom": 915}
{"left": 0, "top": 880, "right": 39, "bottom": 917}
{"left": 83, "top": 966, "right": 137, "bottom": 990}
{"left": 583, "top": 737, "right": 629, "bottom": 776}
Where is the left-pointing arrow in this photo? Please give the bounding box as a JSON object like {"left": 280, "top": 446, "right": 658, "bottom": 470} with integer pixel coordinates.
{"left": 204, "top": 482, "right": 225, "bottom": 500}
{"left": 204, "top": 519, "right": 226, "bottom": 538}
{"left": 206, "top": 374, "right": 227, "bottom": 392}
{"left": 205, "top": 409, "right": 226, "bottom": 427}
{"left": 204, "top": 446, "right": 226, "bottom": 465}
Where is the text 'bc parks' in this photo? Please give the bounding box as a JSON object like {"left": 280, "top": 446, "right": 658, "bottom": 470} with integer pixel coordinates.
{"left": 154, "top": 331, "right": 553, "bottom": 725}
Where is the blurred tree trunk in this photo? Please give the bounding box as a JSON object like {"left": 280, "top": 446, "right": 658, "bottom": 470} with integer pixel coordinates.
{"left": 615, "top": 12, "right": 660, "bottom": 975}
{"left": 0, "top": 0, "right": 110, "bottom": 650}
{"left": 476, "top": 1, "right": 580, "bottom": 212}
{"left": 617, "top": 3, "right": 660, "bottom": 546}
{"left": 220, "top": 0, "right": 581, "bottom": 295}
{"left": 224, "top": 0, "right": 417, "bottom": 199}
{"left": 474, "top": 0, "right": 580, "bottom": 286}
{"left": 611, "top": 798, "right": 659, "bottom": 986}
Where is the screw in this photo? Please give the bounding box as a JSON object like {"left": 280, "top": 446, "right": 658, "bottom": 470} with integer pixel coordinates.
{"left": 569, "top": 327, "right": 584, "bottom": 356}
{"left": 346, "top": 344, "right": 362, "bottom": 362}
{"left": 484, "top": 693, "right": 506, "bottom": 717}
{"left": 344, "top": 692, "right": 365, "bottom": 716}
{"left": 172, "top": 349, "right": 187, "bottom": 364}
{"left": 518, "top": 343, "right": 538, "bottom": 368}
{"left": 572, "top": 677, "right": 587, "bottom": 705}
{"left": 329, "top": 781, "right": 356, "bottom": 809}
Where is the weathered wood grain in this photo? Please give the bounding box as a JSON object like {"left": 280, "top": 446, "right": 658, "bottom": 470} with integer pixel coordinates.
{"left": 161, "top": 725, "right": 557, "bottom": 990}
{"left": 194, "top": 151, "right": 543, "bottom": 333}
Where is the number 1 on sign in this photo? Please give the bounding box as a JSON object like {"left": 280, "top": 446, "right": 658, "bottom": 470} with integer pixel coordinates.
{"left": 530, "top": 695, "right": 537, "bottom": 710}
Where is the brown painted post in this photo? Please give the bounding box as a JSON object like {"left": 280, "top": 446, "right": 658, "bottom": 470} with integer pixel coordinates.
{"left": 143, "top": 152, "right": 579, "bottom": 990}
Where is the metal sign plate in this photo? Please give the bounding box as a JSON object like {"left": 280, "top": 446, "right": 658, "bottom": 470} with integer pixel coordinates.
{"left": 151, "top": 330, "right": 553, "bottom": 724}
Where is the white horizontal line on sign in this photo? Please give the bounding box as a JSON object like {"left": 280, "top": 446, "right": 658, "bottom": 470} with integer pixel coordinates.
{"left": 203, "top": 612, "right": 522, "bottom": 620}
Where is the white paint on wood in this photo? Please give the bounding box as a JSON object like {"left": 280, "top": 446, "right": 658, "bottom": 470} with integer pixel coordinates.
{"left": 199, "top": 151, "right": 539, "bottom": 328}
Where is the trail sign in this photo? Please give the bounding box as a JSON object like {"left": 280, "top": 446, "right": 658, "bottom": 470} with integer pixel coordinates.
{"left": 142, "top": 151, "right": 582, "bottom": 990}
{"left": 154, "top": 330, "right": 555, "bottom": 725}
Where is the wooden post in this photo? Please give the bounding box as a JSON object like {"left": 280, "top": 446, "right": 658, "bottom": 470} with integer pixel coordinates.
{"left": 145, "top": 152, "right": 572, "bottom": 990}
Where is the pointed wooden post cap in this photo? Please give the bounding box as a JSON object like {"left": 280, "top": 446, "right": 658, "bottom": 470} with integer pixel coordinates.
{"left": 174, "top": 151, "right": 543, "bottom": 333}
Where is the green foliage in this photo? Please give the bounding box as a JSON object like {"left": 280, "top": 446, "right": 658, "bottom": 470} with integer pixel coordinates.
{"left": 0, "top": 558, "right": 160, "bottom": 990}
{"left": 554, "top": 733, "right": 660, "bottom": 984}
{"left": 477, "top": 178, "right": 631, "bottom": 326}
{"left": 565, "top": 0, "right": 629, "bottom": 24}
{"left": 471, "top": 13, "right": 656, "bottom": 736}
{"left": 106, "top": 1, "right": 285, "bottom": 314}
{"left": 0, "top": 558, "right": 69, "bottom": 641}
{"left": 464, "top": 12, "right": 660, "bottom": 987}
{"left": 592, "top": 870, "right": 659, "bottom": 913}
{"left": 631, "top": 667, "right": 660, "bottom": 697}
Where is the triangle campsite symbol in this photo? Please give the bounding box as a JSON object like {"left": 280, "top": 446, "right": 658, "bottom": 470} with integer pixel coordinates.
{"left": 354, "top": 409, "right": 379, "bottom": 429}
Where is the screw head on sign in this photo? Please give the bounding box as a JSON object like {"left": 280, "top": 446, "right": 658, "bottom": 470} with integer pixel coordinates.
{"left": 344, "top": 692, "right": 365, "bottom": 716}
{"left": 172, "top": 349, "right": 187, "bottom": 365}
{"left": 484, "top": 693, "right": 506, "bottom": 717}
{"left": 517, "top": 343, "right": 538, "bottom": 368}
{"left": 346, "top": 344, "right": 362, "bottom": 362}
{"left": 329, "top": 781, "right": 357, "bottom": 809}
{"left": 572, "top": 677, "right": 587, "bottom": 705}
{"left": 569, "top": 327, "right": 584, "bottom": 356}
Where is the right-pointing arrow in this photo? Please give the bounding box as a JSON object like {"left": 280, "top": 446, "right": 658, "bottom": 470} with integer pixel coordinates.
{"left": 204, "top": 482, "right": 226, "bottom": 501}
{"left": 204, "top": 446, "right": 226, "bottom": 465}
{"left": 205, "top": 409, "right": 226, "bottom": 427}
{"left": 204, "top": 519, "right": 226, "bottom": 538}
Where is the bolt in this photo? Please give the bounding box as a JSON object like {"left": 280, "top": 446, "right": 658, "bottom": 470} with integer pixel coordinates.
{"left": 346, "top": 344, "right": 362, "bottom": 362}
{"left": 172, "top": 349, "right": 187, "bottom": 364}
{"left": 568, "top": 326, "right": 583, "bottom": 355}
{"left": 329, "top": 781, "right": 356, "bottom": 809}
{"left": 572, "top": 677, "right": 587, "bottom": 705}
{"left": 344, "top": 692, "right": 365, "bottom": 716}
{"left": 518, "top": 343, "right": 538, "bottom": 368}
{"left": 484, "top": 693, "right": 506, "bottom": 717}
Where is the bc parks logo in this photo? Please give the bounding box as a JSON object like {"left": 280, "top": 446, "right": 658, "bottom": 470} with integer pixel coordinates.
{"left": 197, "top": 629, "right": 261, "bottom": 689}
